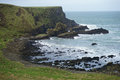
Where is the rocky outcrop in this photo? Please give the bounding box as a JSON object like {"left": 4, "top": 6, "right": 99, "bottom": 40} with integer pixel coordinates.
{"left": 0, "top": 4, "right": 78, "bottom": 35}
{"left": 71, "top": 25, "right": 88, "bottom": 32}
{"left": 58, "top": 28, "right": 109, "bottom": 38}
{"left": 0, "top": 4, "right": 109, "bottom": 38}
{"left": 78, "top": 28, "right": 109, "bottom": 34}
{"left": 24, "top": 7, "right": 78, "bottom": 33}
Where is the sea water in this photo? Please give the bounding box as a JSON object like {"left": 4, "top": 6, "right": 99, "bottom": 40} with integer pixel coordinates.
{"left": 33, "top": 11, "right": 120, "bottom": 70}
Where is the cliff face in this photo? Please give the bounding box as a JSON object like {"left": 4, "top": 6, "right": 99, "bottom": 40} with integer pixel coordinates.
{"left": 24, "top": 7, "right": 78, "bottom": 29}
{"left": 0, "top": 4, "right": 78, "bottom": 35}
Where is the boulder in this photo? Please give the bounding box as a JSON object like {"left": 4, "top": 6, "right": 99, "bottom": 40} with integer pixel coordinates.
{"left": 108, "top": 55, "right": 116, "bottom": 58}
{"left": 91, "top": 43, "right": 97, "bottom": 46}
{"left": 93, "top": 57, "right": 99, "bottom": 61}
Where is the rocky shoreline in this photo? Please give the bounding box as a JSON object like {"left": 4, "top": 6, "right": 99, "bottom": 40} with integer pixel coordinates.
{"left": 2, "top": 34, "right": 120, "bottom": 76}
{"left": 15, "top": 38, "right": 119, "bottom": 75}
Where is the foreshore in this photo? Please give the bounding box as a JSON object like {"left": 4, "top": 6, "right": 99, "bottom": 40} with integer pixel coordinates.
{"left": 3, "top": 36, "right": 120, "bottom": 76}
{"left": 2, "top": 37, "right": 94, "bottom": 74}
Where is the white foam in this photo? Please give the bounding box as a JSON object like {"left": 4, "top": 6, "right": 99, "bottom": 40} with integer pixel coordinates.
{"left": 80, "top": 24, "right": 98, "bottom": 30}
{"left": 33, "top": 36, "right": 120, "bottom": 71}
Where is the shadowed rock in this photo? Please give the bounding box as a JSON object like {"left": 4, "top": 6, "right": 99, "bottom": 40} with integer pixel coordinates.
{"left": 91, "top": 43, "right": 97, "bottom": 46}
{"left": 78, "top": 28, "right": 109, "bottom": 34}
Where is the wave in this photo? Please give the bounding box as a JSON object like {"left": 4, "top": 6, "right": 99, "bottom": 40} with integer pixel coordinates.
{"left": 80, "top": 24, "right": 98, "bottom": 30}
{"left": 74, "top": 34, "right": 104, "bottom": 40}
{"left": 33, "top": 40, "right": 120, "bottom": 71}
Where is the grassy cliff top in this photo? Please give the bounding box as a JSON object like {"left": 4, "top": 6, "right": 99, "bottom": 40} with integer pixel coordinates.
{"left": 23, "top": 6, "right": 62, "bottom": 8}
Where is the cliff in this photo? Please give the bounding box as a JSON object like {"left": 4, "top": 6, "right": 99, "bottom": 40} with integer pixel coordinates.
{"left": 0, "top": 4, "right": 78, "bottom": 36}
{"left": 24, "top": 7, "right": 78, "bottom": 28}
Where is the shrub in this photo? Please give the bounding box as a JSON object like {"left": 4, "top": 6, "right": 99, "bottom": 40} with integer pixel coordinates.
{"left": 47, "top": 22, "right": 67, "bottom": 36}
{"left": 55, "top": 22, "right": 67, "bottom": 33}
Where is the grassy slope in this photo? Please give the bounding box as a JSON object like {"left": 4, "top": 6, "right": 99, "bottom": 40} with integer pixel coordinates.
{"left": 0, "top": 4, "right": 120, "bottom": 80}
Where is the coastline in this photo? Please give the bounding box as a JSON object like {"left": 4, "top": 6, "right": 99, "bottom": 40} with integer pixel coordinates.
{"left": 0, "top": 3, "right": 120, "bottom": 79}
{"left": 2, "top": 37, "right": 94, "bottom": 73}
{"left": 2, "top": 36, "right": 120, "bottom": 76}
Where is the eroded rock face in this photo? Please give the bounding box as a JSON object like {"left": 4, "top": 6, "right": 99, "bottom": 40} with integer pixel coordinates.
{"left": 24, "top": 7, "right": 78, "bottom": 29}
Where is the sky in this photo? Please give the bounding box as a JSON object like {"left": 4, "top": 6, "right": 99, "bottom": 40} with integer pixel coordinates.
{"left": 0, "top": 0, "right": 120, "bottom": 11}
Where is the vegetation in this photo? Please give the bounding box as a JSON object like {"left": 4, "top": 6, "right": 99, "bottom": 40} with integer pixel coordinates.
{"left": 24, "top": 6, "right": 78, "bottom": 29}
{"left": 0, "top": 4, "right": 35, "bottom": 33}
{"left": 33, "top": 34, "right": 49, "bottom": 39}
{"left": 58, "top": 32, "right": 78, "bottom": 38}
{"left": 47, "top": 22, "right": 67, "bottom": 36}
{"left": 0, "top": 3, "right": 120, "bottom": 80}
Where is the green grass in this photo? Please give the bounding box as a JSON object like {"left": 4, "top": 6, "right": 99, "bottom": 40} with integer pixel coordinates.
{"left": 0, "top": 3, "right": 120, "bottom": 80}
{"left": 0, "top": 52, "right": 120, "bottom": 80}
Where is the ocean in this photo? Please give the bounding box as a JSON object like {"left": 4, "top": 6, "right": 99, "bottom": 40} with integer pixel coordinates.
{"left": 33, "top": 11, "right": 120, "bottom": 70}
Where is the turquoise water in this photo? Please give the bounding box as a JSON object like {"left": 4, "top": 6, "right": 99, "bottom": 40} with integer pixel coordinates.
{"left": 34, "top": 12, "right": 120, "bottom": 70}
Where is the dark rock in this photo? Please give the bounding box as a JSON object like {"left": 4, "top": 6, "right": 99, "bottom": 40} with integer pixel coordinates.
{"left": 98, "top": 63, "right": 101, "bottom": 65}
{"left": 78, "top": 28, "right": 109, "bottom": 34}
{"left": 92, "top": 65, "right": 96, "bottom": 67}
{"left": 21, "top": 41, "right": 40, "bottom": 61}
{"left": 72, "top": 50, "right": 76, "bottom": 52}
{"left": 115, "top": 61, "right": 120, "bottom": 64}
{"left": 100, "top": 56, "right": 106, "bottom": 58}
{"left": 95, "top": 62, "right": 98, "bottom": 63}
{"left": 84, "top": 63, "right": 91, "bottom": 68}
{"left": 108, "top": 55, "right": 116, "bottom": 58}
{"left": 82, "top": 57, "right": 92, "bottom": 62}
{"left": 34, "top": 58, "right": 48, "bottom": 62}
{"left": 85, "top": 52, "right": 88, "bottom": 54}
{"left": 91, "top": 43, "right": 97, "bottom": 46}
{"left": 30, "top": 25, "right": 47, "bottom": 35}
{"left": 93, "top": 57, "right": 99, "bottom": 61}
{"left": 58, "top": 51, "right": 63, "bottom": 53}
{"left": 71, "top": 25, "right": 88, "bottom": 32}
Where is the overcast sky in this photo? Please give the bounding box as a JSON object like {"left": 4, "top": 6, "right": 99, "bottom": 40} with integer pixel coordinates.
{"left": 0, "top": 0, "right": 120, "bottom": 11}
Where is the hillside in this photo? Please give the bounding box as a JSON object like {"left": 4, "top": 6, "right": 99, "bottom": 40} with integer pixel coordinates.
{"left": 24, "top": 6, "right": 78, "bottom": 29}
{"left": 0, "top": 3, "right": 120, "bottom": 80}
{"left": 0, "top": 3, "right": 78, "bottom": 35}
